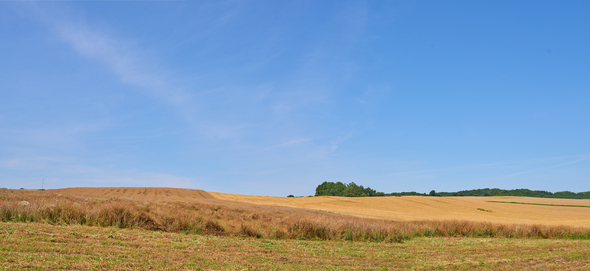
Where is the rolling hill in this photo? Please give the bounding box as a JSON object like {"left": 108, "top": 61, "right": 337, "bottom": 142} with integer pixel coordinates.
{"left": 49, "top": 187, "right": 590, "bottom": 228}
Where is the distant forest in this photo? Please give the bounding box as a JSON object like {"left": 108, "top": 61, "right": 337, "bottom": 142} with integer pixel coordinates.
{"left": 314, "top": 181, "right": 590, "bottom": 199}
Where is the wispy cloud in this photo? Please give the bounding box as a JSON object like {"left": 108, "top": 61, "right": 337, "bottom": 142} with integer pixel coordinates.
{"left": 1, "top": 158, "right": 200, "bottom": 190}
{"left": 59, "top": 164, "right": 200, "bottom": 188}
{"left": 501, "top": 155, "right": 590, "bottom": 178}
{"left": 263, "top": 138, "right": 312, "bottom": 150}
{"left": 387, "top": 155, "right": 590, "bottom": 181}
{"left": 0, "top": 122, "right": 109, "bottom": 154}
{"left": 51, "top": 18, "right": 252, "bottom": 141}
{"left": 1, "top": 2, "right": 372, "bottom": 193}
{"left": 0, "top": 156, "right": 65, "bottom": 171}
{"left": 327, "top": 131, "right": 354, "bottom": 153}
{"left": 74, "top": 173, "right": 199, "bottom": 189}
{"left": 56, "top": 22, "right": 190, "bottom": 106}
{"left": 388, "top": 162, "right": 507, "bottom": 176}
{"left": 261, "top": 131, "right": 354, "bottom": 156}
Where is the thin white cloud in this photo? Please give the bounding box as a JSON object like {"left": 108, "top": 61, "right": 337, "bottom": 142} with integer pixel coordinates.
{"left": 260, "top": 132, "right": 353, "bottom": 157}
{"left": 388, "top": 162, "right": 508, "bottom": 176}
{"left": 327, "top": 131, "right": 354, "bottom": 153}
{"left": 53, "top": 19, "right": 250, "bottom": 141}
{"left": 263, "top": 138, "right": 312, "bottom": 151}
{"left": 0, "top": 2, "right": 374, "bottom": 193}
{"left": 387, "top": 155, "right": 590, "bottom": 181}
{"left": 255, "top": 168, "right": 285, "bottom": 175}
{"left": 0, "top": 122, "right": 109, "bottom": 154}
{"left": 62, "top": 164, "right": 201, "bottom": 189}
{"left": 1, "top": 160, "right": 201, "bottom": 190}
{"left": 78, "top": 173, "right": 199, "bottom": 189}
{"left": 56, "top": 22, "right": 190, "bottom": 106}
{"left": 501, "top": 156, "right": 590, "bottom": 178}
{"left": 0, "top": 156, "right": 65, "bottom": 171}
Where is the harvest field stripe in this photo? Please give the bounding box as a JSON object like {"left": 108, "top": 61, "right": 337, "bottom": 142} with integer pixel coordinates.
{"left": 487, "top": 200, "right": 590, "bottom": 208}
{"left": 210, "top": 192, "right": 590, "bottom": 228}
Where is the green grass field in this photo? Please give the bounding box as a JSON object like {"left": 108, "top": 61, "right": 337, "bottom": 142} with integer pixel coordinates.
{"left": 2, "top": 221, "right": 590, "bottom": 270}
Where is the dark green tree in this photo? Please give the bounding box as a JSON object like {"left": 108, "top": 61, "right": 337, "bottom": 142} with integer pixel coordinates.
{"left": 343, "top": 182, "right": 367, "bottom": 197}
{"left": 315, "top": 181, "right": 347, "bottom": 196}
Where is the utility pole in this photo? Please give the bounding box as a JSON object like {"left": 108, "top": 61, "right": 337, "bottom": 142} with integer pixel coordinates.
{"left": 42, "top": 178, "right": 44, "bottom": 190}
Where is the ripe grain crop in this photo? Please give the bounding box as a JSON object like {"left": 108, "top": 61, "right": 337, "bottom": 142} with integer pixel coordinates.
{"left": 2, "top": 188, "right": 590, "bottom": 243}
{"left": 210, "top": 192, "right": 590, "bottom": 228}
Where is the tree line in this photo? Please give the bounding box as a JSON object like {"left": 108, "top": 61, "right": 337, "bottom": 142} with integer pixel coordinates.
{"left": 315, "top": 181, "right": 385, "bottom": 197}
{"left": 314, "top": 182, "right": 590, "bottom": 199}
{"left": 435, "top": 188, "right": 590, "bottom": 199}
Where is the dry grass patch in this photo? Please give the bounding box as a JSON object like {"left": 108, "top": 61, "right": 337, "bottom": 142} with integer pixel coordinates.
{"left": 2, "top": 189, "right": 590, "bottom": 243}
{"left": 2, "top": 222, "right": 590, "bottom": 270}
{"left": 51, "top": 187, "right": 215, "bottom": 202}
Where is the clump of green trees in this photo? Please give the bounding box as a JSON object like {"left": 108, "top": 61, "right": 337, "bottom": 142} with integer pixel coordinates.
{"left": 314, "top": 182, "right": 590, "bottom": 199}
{"left": 314, "top": 181, "right": 433, "bottom": 197}
{"left": 315, "top": 181, "right": 384, "bottom": 197}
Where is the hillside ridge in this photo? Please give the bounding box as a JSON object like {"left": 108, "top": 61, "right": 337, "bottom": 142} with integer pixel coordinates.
{"left": 51, "top": 187, "right": 214, "bottom": 201}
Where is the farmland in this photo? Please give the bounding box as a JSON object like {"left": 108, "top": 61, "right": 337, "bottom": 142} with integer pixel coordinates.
{"left": 210, "top": 192, "right": 590, "bottom": 228}
{"left": 49, "top": 187, "right": 590, "bottom": 229}
{"left": 2, "top": 187, "right": 590, "bottom": 269}
{"left": 3, "top": 222, "right": 590, "bottom": 270}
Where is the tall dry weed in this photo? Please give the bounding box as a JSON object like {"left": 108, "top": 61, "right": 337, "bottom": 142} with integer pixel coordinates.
{"left": 1, "top": 189, "right": 590, "bottom": 242}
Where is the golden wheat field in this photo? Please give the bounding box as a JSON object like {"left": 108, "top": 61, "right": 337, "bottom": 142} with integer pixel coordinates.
{"left": 52, "top": 187, "right": 215, "bottom": 202}
{"left": 51, "top": 187, "right": 590, "bottom": 228}
{"left": 210, "top": 192, "right": 590, "bottom": 228}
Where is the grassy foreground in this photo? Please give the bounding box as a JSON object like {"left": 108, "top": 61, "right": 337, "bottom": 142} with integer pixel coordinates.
{"left": 2, "top": 222, "right": 590, "bottom": 270}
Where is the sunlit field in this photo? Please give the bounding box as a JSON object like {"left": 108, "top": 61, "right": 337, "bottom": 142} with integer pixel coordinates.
{"left": 210, "top": 192, "right": 590, "bottom": 228}
{"left": 2, "top": 187, "right": 590, "bottom": 270}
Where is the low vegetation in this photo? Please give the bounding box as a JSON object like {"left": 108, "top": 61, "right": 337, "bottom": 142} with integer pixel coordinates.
{"left": 314, "top": 182, "right": 590, "bottom": 199}
{"left": 3, "top": 222, "right": 590, "bottom": 270}
{"left": 2, "top": 189, "right": 590, "bottom": 243}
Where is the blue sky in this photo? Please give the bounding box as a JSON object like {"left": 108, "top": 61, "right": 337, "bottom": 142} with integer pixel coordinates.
{"left": 1, "top": 1, "right": 589, "bottom": 196}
